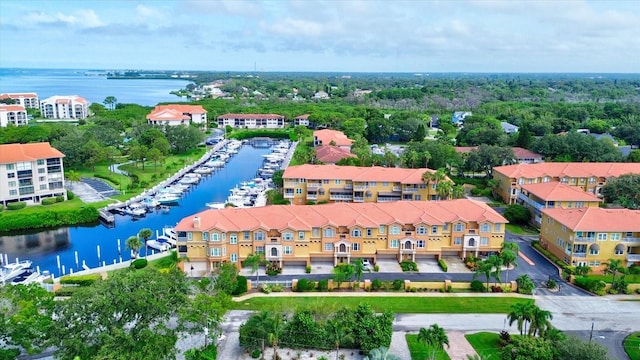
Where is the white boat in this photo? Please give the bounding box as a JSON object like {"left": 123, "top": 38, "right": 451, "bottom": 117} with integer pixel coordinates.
{"left": 207, "top": 159, "right": 225, "bottom": 168}
{"left": 142, "top": 197, "right": 160, "bottom": 208}
{"left": 124, "top": 203, "right": 146, "bottom": 217}
{"left": 178, "top": 176, "right": 199, "bottom": 185}
{"left": 194, "top": 166, "right": 214, "bottom": 174}
{"left": 11, "top": 268, "right": 41, "bottom": 285}
{"left": 159, "top": 186, "right": 184, "bottom": 195}
{"left": 163, "top": 227, "right": 177, "bottom": 241}
{"left": 205, "top": 202, "right": 227, "bottom": 209}
{"left": 146, "top": 240, "right": 171, "bottom": 252}
{"left": 1, "top": 260, "right": 33, "bottom": 284}
{"left": 155, "top": 193, "right": 180, "bottom": 204}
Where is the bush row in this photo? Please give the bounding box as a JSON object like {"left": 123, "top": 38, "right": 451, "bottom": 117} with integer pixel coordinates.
{"left": 400, "top": 260, "right": 418, "bottom": 272}
{"left": 60, "top": 274, "right": 102, "bottom": 287}
{"left": 227, "top": 129, "right": 291, "bottom": 140}
{"left": 6, "top": 202, "right": 26, "bottom": 210}
{"left": 574, "top": 277, "right": 607, "bottom": 295}
{"left": 94, "top": 173, "right": 121, "bottom": 186}
{"left": 0, "top": 206, "right": 100, "bottom": 233}
{"left": 232, "top": 276, "right": 248, "bottom": 295}
{"left": 294, "top": 278, "right": 329, "bottom": 292}
{"left": 438, "top": 259, "right": 448, "bottom": 272}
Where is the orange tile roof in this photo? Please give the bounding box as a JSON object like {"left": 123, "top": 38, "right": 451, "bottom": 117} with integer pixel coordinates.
{"left": 0, "top": 104, "right": 26, "bottom": 112}
{"left": 175, "top": 199, "right": 507, "bottom": 232}
{"left": 512, "top": 147, "right": 543, "bottom": 159}
{"left": 0, "top": 142, "right": 65, "bottom": 164}
{"left": 494, "top": 162, "right": 640, "bottom": 179}
{"left": 313, "top": 129, "right": 353, "bottom": 147}
{"left": 283, "top": 164, "right": 447, "bottom": 184}
{"left": 217, "top": 113, "right": 283, "bottom": 120}
{"left": 147, "top": 105, "right": 206, "bottom": 121}
{"left": 0, "top": 93, "right": 38, "bottom": 98}
{"left": 43, "top": 95, "right": 87, "bottom": 104}
{"left": 315, "top": 145, "right": 356, "bottom": 164}
{"left": 520, "top": 182, "right": 601, "bottom": 202}
{"left": 542, "top": 207, "right": 640, "bottom": 231}
{"left": 295, "top": 114, "right": 310, "bottom": 120}
{"left": 454, "top": 146, "right": 477, "bottom": 153}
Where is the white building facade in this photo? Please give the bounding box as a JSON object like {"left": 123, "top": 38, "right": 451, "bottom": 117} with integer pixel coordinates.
{"left": 0, "top": 104, "right": 28, "bottom": 127}
{"left": 217, "top": 113, "right": 285, "bottom": 129}
{"left": 40, "top": 95, "right": 89, "bottom": 119}
{"left": 0, "top": 93, "right": 39, "bottom": 109}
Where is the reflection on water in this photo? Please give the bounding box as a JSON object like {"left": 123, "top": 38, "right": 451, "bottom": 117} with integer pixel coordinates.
{"left": 0, "top": 228, "right": 70, "bottom": 256}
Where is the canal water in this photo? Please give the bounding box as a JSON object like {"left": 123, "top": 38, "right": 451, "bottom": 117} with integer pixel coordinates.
{"left": 0, "top": 143, "right": 273, "bottom": 276}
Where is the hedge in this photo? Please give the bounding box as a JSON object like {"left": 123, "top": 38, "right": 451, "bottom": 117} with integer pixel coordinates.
{"left": 295, "top": 278, "right": 317, "bottom": 292}
{"left": 0, "top": 206, "right": 100, "bottom": 233}
{"left": 400, "top": 261, "right": 418, "bottom": 272}
{"left": 6, "top": 202, "right": 26, "bottom": 210}
{"left": 42, "top": 198, "right": 58, "bottom": 205}
{"left": 574, "top": 277, "right": 606, "bottom": 295}
{"left": 60, "top": 274, "right": 102, "bottom": 287}
{"left": 227, "top": 129, "right": 291, "bottom": 140}
{"left": 317, "top": 279, "right": 329, "bottom": 291}
{"left": 55, "top": 287, "right": 85, "bottom": 297}
{"left": 131, "top": 258, "right": 148, "bottom": 269}
{"left": 438, "top": 259, "right": 448, "bottom": 272}
{"left": 532, "top": 241, "right": 574, "bottom": 276}
{"left": 232, "top": 276, "right": 248, "bottom": 295}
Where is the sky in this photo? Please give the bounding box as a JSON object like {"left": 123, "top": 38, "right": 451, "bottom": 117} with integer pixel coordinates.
{"left": 1, "top": 0, "right": 639, "bottom": 73}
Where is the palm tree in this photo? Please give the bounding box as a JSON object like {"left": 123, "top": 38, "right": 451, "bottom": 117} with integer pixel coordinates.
{"left": 486, "top": 254, "right": 504, "bottom": 286}
{"left": 66, "top": 170, "right": 81, "bottom": 185}
{"left": 363, "top": 347, "right": 401, "bottom": 360}
{"left": 603, "top": 258, "right": 623, "bottom": 286}
{"left": 574, "top": 264, "right": 592, "bottom": 277}
{"left": 528, "top": 305, "right": 553, "bottom": 337}
{"left": 474, "top": 260, "right": 494, "bottom": 292}
{"left": 138, "top": 228, "right": 153, "bottom": 258}
{"left": 352, "top": 258, "right": 369, "bottom": 289}
{"left": 507, "top": 302, "right": 533, "bottom": 336}
{"left": 326, "top": 319, "right": 352, "bottom": 360}
{"left": 268, "top": 313, "right": 284, "bottom": 360}
{"left": 417, "top": 324, "right": 449, "bottom": 360}
{"left": 436, "top": 181, "right": 453, "bottom": 200}
{"left": 451, "top": 185, "right": 466, "bottom": 199}
{"left": 500, "top": 249, "right": 517, "bottom": 283}
{"left": 244, "top": 253, "right": 264, "bottom": 285}
{"left": 502, "top": 242, "right": 520, "bottom": 253}
{"left": 125, "top": 235, "right": 143, "bottom": 259}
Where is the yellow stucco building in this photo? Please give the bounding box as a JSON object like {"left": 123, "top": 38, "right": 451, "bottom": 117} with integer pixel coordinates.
{"left": 518, "top": 182, "right": 602, "bottom": 226}
{"left": 174, "top": 200, "right": 507, "bottom": 276}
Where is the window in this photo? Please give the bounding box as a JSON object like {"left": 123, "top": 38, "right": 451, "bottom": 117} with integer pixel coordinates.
{"left": 454, "top": 237, "right": 462, "bottom": 245}
{"left": 366, "top": 228, "right": 373, "bottom": 237}
{"left": 429, "top": 226, "right": 436, "bottom": 234}
{"left": 7, "top": 173, "right": 15, "bottom": 179}
{"left": 494, "top": 223, "right": 501, "bottom": 232}
{"left": 284, "top": 246, "right": 293, "bottom": 255}
{"left": 453, "top": 223, "right": 464, "bottom": 232}
{"left": 390, "top": 239, "right": 399, "bottom": 248}
{"left": 243, "top": 231, "right": 250, "bottom": 240}
{"left": 254, "top": 232, "right": 265, "bottom": 241}
{"left": 9, "top": 189, "right": 17, "bottom": 196}
{"left": 5, "top": 164, "right": 14, "bottom": 170}
{"left": 589, "top": 177, "right": 596, "bottom": 183}
{"left": 390, "top": 226, "right": 401, "bottom": 235}
{"left": 256, "top": 246, "right": 265, "bottom": 254}
{"left": 312, "top": 227, "right": 320, "bottom": 237}
{"left": 38, "top": 168, "right": 45, "bottom": 174}
{"left": 37, "top": 159, "right": 44, "bottom": 165}
{"left": 351, "top": 228, "right": 362, "bottom": 237}
{"left": 378, "top": 225, "right": 386, "bottom": 234}
{"left": 230, "top": 253, "right": 238, "bottom": 262}
{"left": 323, "top": 228, "right": 335, "bottom": 238}
{"left": 597, "top": 233, "right": 607, "bottom": 241}
{"left": 210, "top": 248, "right": 221, "bottom": 257}
{"left": 589, "top": 247, "right": 599, "bottom": 256}
{"left": 187, "top": 232, "right": 192, "bottom": 241}
{"left": 417, "top": 226, "right": 427, "bottom": 235}
{"left": 230, "top": 234, "right": 238, "bottom": 244}
{"left": 414, "top": 195, "right": 421, "bottom": 201}
{"left": 589, "top": 261, "right": 601, "bottom": 267}
{"left": 352, "top": 243, "right": 360, "bottom": 251}
{"left": 444, "top": 223, "right": 449, "bottom": 231}
{"left": 8, "top": 181, "right": 16, "bottom": 187}
{"left": 610, "top": 233, "right": 620, "bottom": 241}
{"left": 417, "top": 240, "right": 425, "bottom": 248}
{"left": 323, "top": 179, "right": 329, "bottom": 184}
{"left": 39, "top": 184, "right": 47, "bottom": 190}
{"left": 481, "top": 223, "right": 490, "bottom": 232}
{"left": 370, "top": 181, "right": 376, "bottom": 186}
{"left": 480, "top": 237, "right": 489, "bottom": 245}
{"left": 334, "top": 179, "right": 341, "bottom": 185}
{"left": 576, "top": 202, "right": 584, "bottom": 208}
{"left": 382, "top": 182, "right": 389, "bottom": 187}
{"left": 202, "top": 232, "right": 209, "bottom": 241}
{"left": 212, "top": 233, "right": 219, "bottom": 241}
{"left": 324, "top": 243, "right": 334, "bottom": 251}
{"left": 298, "top": 231, "right": 305, "bottom": 240}
{"left": 295, "top": 188, "right": 302, "bottom": 194}
{"left": 283, "top": 232, "right": 293, "bottom": 241}
{"left": 615, "top": 247, "right": 624, "bottom": 255}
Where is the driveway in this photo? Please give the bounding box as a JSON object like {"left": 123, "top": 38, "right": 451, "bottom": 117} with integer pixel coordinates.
{"left": 309, "top": 260, "right": 334, "bottom": 275}
{"left": 376, "top": 259, "right": 402, "bottom": 273}
{"left": 441, "top": 256, "right": 472, "bottom": 273}
{"left": 416, "top": 258, "right": 443, "bottom": 273}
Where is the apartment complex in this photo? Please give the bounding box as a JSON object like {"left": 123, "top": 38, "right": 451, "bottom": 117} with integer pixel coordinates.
{"left": 539, "top": 207, "right": 640, "bottom": 271}
{"left": 0, "top": 142, "right": 66, "bottom": 207}
{"left": 492, "top": 162, "right": 640, "bottom": 204}
{"left": 0, "top": 104, "right": 28, "bottom": 127}
{"left": 146, "top": 104, "right": 207, "bottom": 127}
{"left": 40, "top": 95, "right": 89, "bottom": 119}
{"left": 174, "top": 200, "right": 507, "bottom": 274}
{"left": 313, "top": 129, "right": 353, "bottom": 150}
{"left": 283, "top": 164, "right": 453, "bottom": 205}
{"left": 0, "top": 93, "right": 39, "bottom": 109}
{"left": 217, "top": 113, "right": 285, "bottom": 128}
{"left": 294, "top": 114, "right": 310, "bottom": 127}
{"left": 518, "top": 182, "right": 602, "bottom": 226}
{"left": 315, "top": 145, "right": 356, "bottom": 165}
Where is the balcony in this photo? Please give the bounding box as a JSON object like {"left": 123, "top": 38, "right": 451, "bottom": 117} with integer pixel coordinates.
{"left": 270, "top": 238, "right": 279, "bottom": 243}
{"left": 354, "top": 196, "right": 364, "bottom": 202}
{"left": 627, "top": 254, "right": 640, "bottom": 262}
{"left": 377, "top": 197, "right": 401, "bottom": 203}
{"left": 344, "top": 183, "right": 353, "bottom": 190}
{"left": 330, "top": 194, "right": 353, "bottom": 201}
{"left": 517, "top": 193, "right": 545, "bottom": 210}
{"left": 573, "top": 252, "right": 587, "bottom": 258}
{"left": 400, "top": 243, "right": 416, "bottom": 254}
{"left": 392, "top": 186, "right": 402, "bottom": 192}
{"left": 284, "top": 190, "right": 294, "bottom": 199}
{"left": 622, "top": 237, "right": 640, "bottom": 243}
{"left": 307, "top": 182, "right": 321, "bottom": 189}
{"left": 308, "top": 193, "right": 318, "bottom": 200}
{"left": 403, "top": 187, "right": 418, "bottom": 193}
{"left": 574, "top": 237, "right": 597, "bottom": 243}
{"left": 354, "top": 185, "right": 368, "bottom": 191}
{"left": 334, "top": 246, "right": 351, "bottom": 256}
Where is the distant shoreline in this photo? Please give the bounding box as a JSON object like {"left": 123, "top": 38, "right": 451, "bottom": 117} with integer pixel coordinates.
{"left": 106, "top": 76, "right": 189, "bottom": 80}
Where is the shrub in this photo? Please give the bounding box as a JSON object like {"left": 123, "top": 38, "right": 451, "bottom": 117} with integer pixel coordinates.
{"left": 55, "top": 287, "right": 84, "bottom": 297}
{"left": 251, "top": 349, "right": 261, "bottom": 358}
{"left": 491, "top": 285, "right": 503, "bottom": 293}
{"left": 306, "top": 265, "right": 312, "bottom": 274}
{"left": 392, "top": 279, "right": 404, "bottom": 291}
{"left": 42, "top": 198, "right": 58, "bottom": 205}
{"left": 232, "top": 276, "right": 248, "bottom": 295}
{"left": 296, "top": 278, "right": 309, "bottom": 292}
{"left": 266, "top": 264, "right": 281, "bottom": 276}
{"left": 0, "top": 206, "right": 99, "bottom": 232}
{"left": 56, "top": 195, "right": 65, "bottom": 203}
{"left": 547, "top": 279, "right": 557, "bottom": 289}
{"left": 270, "top": 284, "right": 284, "bottom": 292}
{"left": 0, "top": 205, "right": 3, "bottom": 212}
{"left": 574, "top": 277, "right": 606, "bottom": 295}
{"left": 60, "top": 274, "right": 102, "bottom": 287}
{"left": 372, "top": 279, "right": 382, "bottom": 291}
{"left": 499, "top": 330, "right": 512, "bottom": 346}
{"left": 438, "top": 259, "right": 448, "bottom": 272}
{"left": 400, "top": 261, "right": 418, "bottom": 272}
{"left": 471, "top": 280, "right": 485, "bottom": 292}
{"left": 259, "top": 284, "right": 271, "bottom": 294}
{"left": 94, "top": 173, "right": 120, "bottom": 185}
{"left": 131, "top": 258, "right": 148, "bottom": 269}
{"left": 6, "top": 202, "right": 26, "bottom": 210}
{"left": 317, "top": 279, "right": 329, "bottom": 291}
{"left": 373, "top": 264, "right": 379, "bottom": 272}
{"left": 516, "top": 274, "right": 535, "bottom": 295}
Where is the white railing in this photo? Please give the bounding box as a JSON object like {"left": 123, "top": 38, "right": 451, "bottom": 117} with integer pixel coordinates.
{"left": 573, "top": 237, "right": 597, "bottom": 243}
{"left": 622, "top": 237, "right": 640, "bottom": 243}
{"left": 627, "top": 254, "right": 640, "bottom": 262}
{"left": 330, "top": 194, "right": 353, "bottom": 200}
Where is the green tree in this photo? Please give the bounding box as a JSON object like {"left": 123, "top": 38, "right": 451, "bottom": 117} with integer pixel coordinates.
{"left": 244, "top": 253, "right": 264, "bottom": 285}
{"left": 486, "top": 254, "right": 504, "bottom": 286}
{"left": 528, "top": 305, "right": 553, "bottom": 337}
{"left": 464, "top": 144, "right": 516, "bottom": 178}
{"left": 138, "top": 228, "right": 153, "bottom": 258}
{"left": 516, "top": 274, "right": 535, "bottom": 295}
{"left": 147, "top": 147, "right": 163, "bottom": 172}
{"left": 515, "top": 121, "right": 532, "bottom": 148}
{"left": 627, "top": 149, "right": 640, "bottom": 162}
{"left": 508, "top": 302, "right": 534, "bottom": 336}
{"left": 66, "top": 170, "right": 81, "bottom": 184}
{"left": 413, "top": 123, "right": 426, "bottom": 142}
{"left": 474, "top": 260, "right": 494, "bottom": 293}
{"left": 326, "top": 319, "right": 353, "bottom": 360}
{"left": 603, "top": 258, "right": 623, "bottom": 288}
{"left": 103, "top": 96, "right": 118, "bottom": 110}
{"left": 213, "top": 262, "right": 239, "bottom": 295}
{"left": 504, "top": 204, "right": 531, "bottom": 225}
{"left": 554, "top": 335, "right": 612, "bottom": 360}
{"left": 341, "top": 117, "right": 367, "bottom": 139}
{"left": 502, "top": 336, "right": 553, "bottom": 360}
{"left": 500, "top": 249, "right": 518, "bottom": 282}
{"left": 125, "top": 235, "right": 143, "bottom": 258}
{"left": 451, "top": 185, "right": 466, "bottom": 199}
{"left": 601, "top": 174, "right": 640, "bottom": 209}
{"left": 333, "top": 263, "right": 355, "bottom": 288}
{"left": 352, "top": 258, "right": 369, "bottom": 288}
{"left": 574, "top": 265, "right": 592, "bottom": 277}
{"left": 179, "top": 293, "right": 224, "bottom": 347}
{"left": 417, "top": 323, "right": 450, "bottom": 360}
{"left": 271, "top": 169, "right": 284, "bottom": 190}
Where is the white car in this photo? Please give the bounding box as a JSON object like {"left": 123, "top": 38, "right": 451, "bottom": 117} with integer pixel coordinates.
{"left": 361, "top": 259, "right": 372, "bottom": 268}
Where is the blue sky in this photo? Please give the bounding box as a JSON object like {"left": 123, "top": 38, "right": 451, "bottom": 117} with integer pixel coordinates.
{"left": 1, "top": 0, "right": 638, "bottom": 72}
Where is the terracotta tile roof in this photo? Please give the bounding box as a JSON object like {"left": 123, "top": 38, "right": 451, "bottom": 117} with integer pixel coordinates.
{"left": 494, "top": 162, "right": 640, "bottom": 179}
{"left": 542, "top": 207, "right": 640, "bottom": 231}
{"left": 217, "top": 113, "right": 284, "bottom": 120}
{"left": 315, "top": 145, "right": 356, "bottom": 164}
{"left": 283, "top": 164, "right": 447, "bottom": 184}
{"left": 147, "top": 105, "right": 206, "bottom": 121}
{"left": 512, "top": 147, "right": 543, "bottom": 159}
{"left": 295, "top": 114, "right": 310, "bottom": 120}
{"left": 0, "top": 93, "right": 38, "bottom": 98}
{"left": 0, "top": 104, "right": 26, "bottom": 112}
{"left": 454, "top": 146, "right": 477, "bottom": 153}
{"left": 175, "top": 199, "right": 508, "bottom": 232}
{"left": 313, "top": 129, "right": 353, "bottom": 147}
{"left": 520, "top": 182, "right": 601, "bottom": 202}
{"left": 42, "top": 95, "right": 87, "bottom": 104}
{"left": 0, "top": 142, "right": 65, "bottom": 164}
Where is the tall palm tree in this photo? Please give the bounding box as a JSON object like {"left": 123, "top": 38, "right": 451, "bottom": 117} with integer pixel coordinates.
{"left": 528, "top": 305, "right": 553, "bottom": 337}
{"left": 138, "top": 228, "right": 153, "bottom": 258}
{"left": 418, "top": 324, "right": 450, "bottom": 360}
{"left": 603, "top": 258, "right": 623, "bottom": 286}
{"left": 244, "top": 253, "right": 264, "bottom": 285}
{"left": 500, "top": 249, "right": 517, "bottom": 283}
{"left": 436, "top": 181, "right": 453, "bottom": 200}
{"left": 486, "top": 254, "right": 503, "bottom": 286}
{"left": 507, "top": 302, "right": 533, "bottom": 336}
{"left": 268, "top": 313, "right": 283, "bottom": 360}
{"left": 451, "top": 185, "right": 466, "bottom": 199}
{"left": 125, "top": 235, "right": 142, "bottom": 259}
{"left": 352, "top": 258, "right": 369, "bottom": 289}
{"left": 326, "top": 319, "right": 353, "bottom": 360}
{"left": 474, "top": 260, "right": 494, "bottom": 292}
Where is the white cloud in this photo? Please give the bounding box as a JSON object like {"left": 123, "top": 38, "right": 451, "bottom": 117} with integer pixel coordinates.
{"left": 24, "top": 9, "right": 104, "bottom": 28}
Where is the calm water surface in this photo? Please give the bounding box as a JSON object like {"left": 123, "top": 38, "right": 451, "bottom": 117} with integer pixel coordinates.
{"left": 0, "top": 144, "right": 272, "bottom": 275}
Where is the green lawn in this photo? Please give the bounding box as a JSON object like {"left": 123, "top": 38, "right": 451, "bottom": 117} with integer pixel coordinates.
{"left": 465, "top": 332, "right": 503, "bottom": 359}
{"left": 406, "top": 334, "right": 450, "bottom": 360}
{"left": 624, "top": 332, "right": 640, "bottom": 360}
{"left": 232, "top": 296, "right": 533, "bottom": 314}
{"left": 506, "top": 224, "right": 539, "bottom": 235}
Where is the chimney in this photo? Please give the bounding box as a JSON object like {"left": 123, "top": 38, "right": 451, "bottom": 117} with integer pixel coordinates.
{"left": 193, "top": 216, "right": 200, "bottom": 229}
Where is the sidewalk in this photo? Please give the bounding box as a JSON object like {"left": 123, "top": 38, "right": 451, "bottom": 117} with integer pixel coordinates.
{"left": 446, "top": 331, "right": 477, "bottom": 360}
{"left": 233, "top": 290, "right": 533, "bottom": 302}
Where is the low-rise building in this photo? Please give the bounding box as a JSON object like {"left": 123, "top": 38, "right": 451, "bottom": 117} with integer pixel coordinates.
{"left": 283, "top": 164, "right": 453, "bottom": 205}
{"left": 40, "top": 95, "right": 89, "bottom": 119}
{"left": 315, "top": 145, "right": 357, "bottom": 165}
{"left": 539, "top": 207, "right": 640, "bottom": 271}
{"left": 146, "top": 104, "right": 207, "bottom": 127}
{"left": 0, "top": 142, "right": 66, "bottom": 207}
{"left": 174, "top": 199, "right": 507, "bottom": 274}
{"left": 518, "top": 182, "right": 602, "bottom": 226}
{"left": 0, "top": 104, "right": 28, "bottom": 127}
{"left": 0, "top": 92, "right": 39, "bottom": 109}
{"left": 492, "top": 162, "right": 640, "bottom": 204}
{"left": 294, "top": 114, "right": 310, "bottom": 127}
{"left": 217, "top": 113, "right": 285, "bottom": 129}
{"left": 313, "top": 129, "right": 353, "bottom": 150}
{"left": 452, "top": 111, "right": 472, "bottom": 125}
{"left": 454, "top": 146, "right": 543, "bottom": 164}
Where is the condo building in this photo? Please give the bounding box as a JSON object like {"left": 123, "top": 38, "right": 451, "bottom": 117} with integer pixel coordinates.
{"left": 40, "top": 95, "right": 89, "bottom": 119}
{"left": 0, "top": 104, "right": 28, "bottom": 127}
{"left": 174, "top": 200, "right": 507, "bottom": 275}
{"left": 0, "top": 93, "right": 39, "bottom": 109}
{"left": 492, "top": 162, "right": 640, "bottom": 204}
{"left": 283, "top": 164, "right": 453, "bottom": 205}
{"left": 0, "top": 142, "right": 66, "bottom": 207}
{"left": 146, "top": 104, "right": 207, "bottom": 127}
{"left": 217, "top": 113, "right": 285, "bottom": 129}
{"left": 518, "top": 182, "right": 602, "bottom": 226}
{"left": 539, "top": 207, "right": 640, "bottom": 271}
